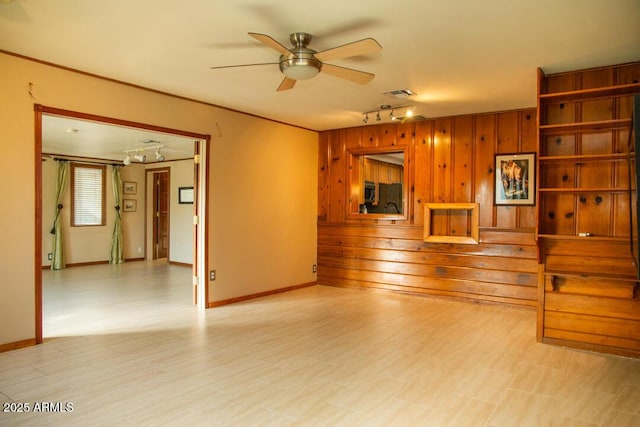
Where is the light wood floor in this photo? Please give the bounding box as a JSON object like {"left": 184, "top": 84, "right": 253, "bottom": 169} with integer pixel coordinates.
{"left": 1, "top": 261, "right": 639, "bottom": 426}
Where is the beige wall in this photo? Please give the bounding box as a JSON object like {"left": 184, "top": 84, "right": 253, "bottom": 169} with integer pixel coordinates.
{"left": 41, "top": 160, "right": 194, "bottom": 266}
{"left": 0, "top": 52, "right": 318, "bottom": 346}
{"left": 120, "top": 165, "right": 147, "bottom": 260}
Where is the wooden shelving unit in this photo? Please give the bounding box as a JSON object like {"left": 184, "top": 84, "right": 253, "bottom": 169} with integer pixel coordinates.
{"left": 536, "top": 62, "right": 640, "bottom": 357}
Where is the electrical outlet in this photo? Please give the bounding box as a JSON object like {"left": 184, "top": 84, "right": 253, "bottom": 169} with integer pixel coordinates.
{"left": 313, "top": 264, "right": 317, "bottom": 273}
{"left": 48, "top": 253, "right": 52, "bottom": 260}
{"left": 210, "top": 270, "right": 216, "bottom": 281}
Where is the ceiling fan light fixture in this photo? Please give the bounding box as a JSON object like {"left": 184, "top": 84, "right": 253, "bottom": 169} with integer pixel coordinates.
{"left": 280, "top": 57, "right": 322, "bottom": 80}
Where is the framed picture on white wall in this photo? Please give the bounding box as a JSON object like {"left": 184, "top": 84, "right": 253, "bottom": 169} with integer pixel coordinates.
{"left": 179, "top": 186, "right": 194, "bottom": 204}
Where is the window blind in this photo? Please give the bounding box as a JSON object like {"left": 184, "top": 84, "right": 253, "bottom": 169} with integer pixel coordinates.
{"left": 72, "top": 164, "right": 105, "bottom": 226}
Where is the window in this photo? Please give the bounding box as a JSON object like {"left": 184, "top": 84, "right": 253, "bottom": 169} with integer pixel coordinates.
{"left": 71, "top": 163, "right": 106, "bottom": 227}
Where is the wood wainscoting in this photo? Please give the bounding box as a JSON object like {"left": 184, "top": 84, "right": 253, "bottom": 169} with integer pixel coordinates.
{"left": 318, "top": 224, "right": 537, "bottom": 307}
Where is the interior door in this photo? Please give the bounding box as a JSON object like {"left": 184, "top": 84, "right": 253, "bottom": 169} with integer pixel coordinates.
{"left": 152, "top": 171, "right": 169, "bottom": 259}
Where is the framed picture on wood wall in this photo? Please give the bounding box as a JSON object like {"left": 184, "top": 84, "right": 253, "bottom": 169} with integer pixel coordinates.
{"left": 494, "top": 153, "right": 535, "bottom": 205}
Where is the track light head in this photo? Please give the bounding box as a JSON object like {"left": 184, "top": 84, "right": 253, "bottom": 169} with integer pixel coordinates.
{"left": 124, "top": 145, "right": 165, "bottom": 164}
{"left": 363, "top": 113, "right": 369, "bottom": 124}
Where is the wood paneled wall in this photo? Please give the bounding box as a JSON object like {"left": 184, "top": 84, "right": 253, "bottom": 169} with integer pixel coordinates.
{"left": 318, "top": 109, "right": 539, "bottom": 307}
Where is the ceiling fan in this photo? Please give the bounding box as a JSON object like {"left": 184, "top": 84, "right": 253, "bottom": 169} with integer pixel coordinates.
{"left": 211, "top": 32, "right": 382, "bottom": 91}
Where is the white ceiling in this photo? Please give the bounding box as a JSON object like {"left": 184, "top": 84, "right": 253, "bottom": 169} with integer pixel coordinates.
{"left": 2, "top": 0, "right": 639, "bottom": 159}
{"left": 41, "top": 115, "right": 197, "bottom": 163}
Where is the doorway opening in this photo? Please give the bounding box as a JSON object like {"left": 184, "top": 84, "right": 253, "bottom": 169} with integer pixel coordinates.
{"left": 35, "top": 105, "right": 210, "bottom": 343}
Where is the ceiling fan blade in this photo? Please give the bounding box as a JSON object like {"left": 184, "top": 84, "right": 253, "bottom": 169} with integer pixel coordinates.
{"left": 315, "top": 38, "right": 382, "bottom": 62}
{"left": 210, "top": 62, "right": 278, "bottom": 70}
{"left": 276, "top": 77, "right": 297, "bottom": 92}
{"left": 314, "top": 18, "right": 382, "bottom": 39}
{"left": 248, "top": 32, "right": 294, "bottom": 57}
{"left": 321, "top": 64, "right": 375, "bottom": 84}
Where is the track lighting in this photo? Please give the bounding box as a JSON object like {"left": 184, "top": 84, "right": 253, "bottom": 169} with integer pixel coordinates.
{"left": 123, "top": 145, "right": 165, "bottom": 165}
{"left": 361, "top": 104, "right": 421, "bottom": 124}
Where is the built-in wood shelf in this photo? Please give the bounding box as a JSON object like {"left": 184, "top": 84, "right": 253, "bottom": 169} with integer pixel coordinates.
{"left": 538, "top": 187, "right": 631, "bottom": 193}
{"left": 539, "top": 153, "right": 632, "bottom": 162}
{"left": 539, "top": 119, "right": 632, "bottom": 134}
{"left": 544, "top": 270, "right": 639, "bottom": 283}
{"left": 539, "top": 82, "right": 640, "bottom": 104}
{"left": 537, "top": 234, "right": 630, "bottom": 242}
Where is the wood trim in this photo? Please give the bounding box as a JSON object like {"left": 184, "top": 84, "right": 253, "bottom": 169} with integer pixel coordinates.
{"left": 34, "top": 106, "right": 43, "bottom": 344}
{"left": 536, "top": 263, "right": 545, "bottom": 342}
{"left": 38, "top": 105, "right": 209, "bottom": 140}
{"left": 424, "top": 202, "right": 479, "bottom": 244}
{"left": 207, "top": 282, "right": 317, "bottom": 308}
{"left": 0, "top": 338, "right": 37, "bottom": 354}
{"left": 192, "top": 140, "right": 201, "bottom": 306}
{"left": 203, "top": 139, "right": 211, "bottom": 307}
